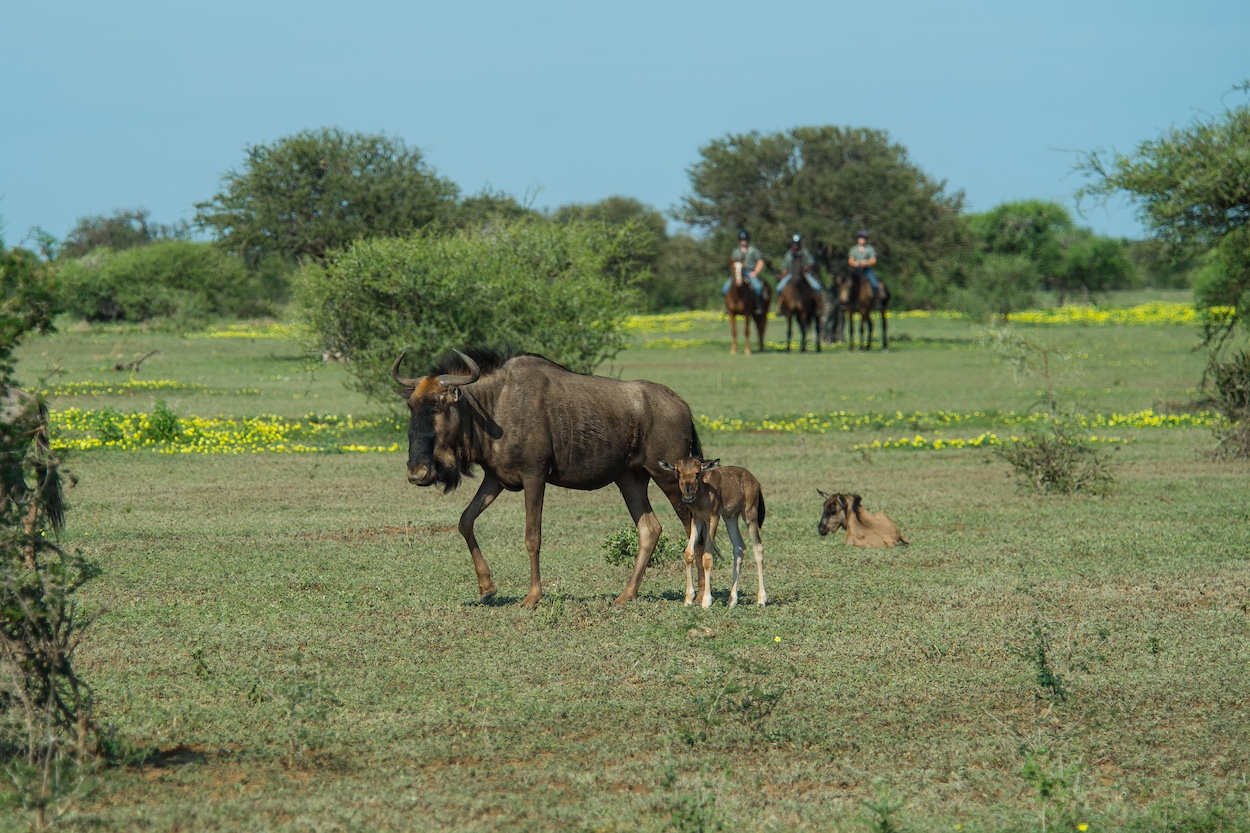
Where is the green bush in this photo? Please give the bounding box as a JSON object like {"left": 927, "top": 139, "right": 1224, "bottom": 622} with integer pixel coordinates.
{"left": 56, "top": 240, "right": 285, "bottom": 324}
{"left": 293, "top": 219, "right": 643, "bottom": 401}
{"left": 995, "top": 418, "right": 1117, "bottom": 495}
{"left": 601, "top": 526, "right": 686, "bottom": 568}
{"left": 1207, "top": 349, "right": 1250, "bottom": 458}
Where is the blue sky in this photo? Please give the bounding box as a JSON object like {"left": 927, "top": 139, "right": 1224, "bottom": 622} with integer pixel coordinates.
{"left": 3, "top": 0, "right": 1247, "bottom": 248}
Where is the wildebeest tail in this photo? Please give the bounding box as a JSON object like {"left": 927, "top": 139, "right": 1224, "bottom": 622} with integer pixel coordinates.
{"left": 757, "top": 492, "right": 766, "bottom": 528}
{"left": 689, "top": 422, "right": 703, "bottom": 458}
{"left": 36, "top": 462, "right": 65, "bottom": 531}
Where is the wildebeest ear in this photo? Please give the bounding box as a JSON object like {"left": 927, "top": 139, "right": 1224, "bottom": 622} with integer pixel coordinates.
{"left": 700, "top": 459, "right": 720, "bottom": 471}
{"left": 817, "top": 488, "right": 831, "bottom": 501}
{"left": 850, "top": 494, "right": 863, "bottom": 516}
{"left": 657, "top": 459, "right": 675, "bottom": 472}
{"left": 443, "top": 386, "right": 461, "bottom": 404}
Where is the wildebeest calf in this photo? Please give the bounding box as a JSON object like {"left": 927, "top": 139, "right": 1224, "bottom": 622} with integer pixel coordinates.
{"left": 658, "top": 457, "right": 766, "bottom": 608}
{"left": 817, "top": 490, "right": 909, "bottom": 548}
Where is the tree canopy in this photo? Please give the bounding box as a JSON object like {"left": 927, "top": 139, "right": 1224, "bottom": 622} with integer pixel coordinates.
{"left": 58, "top": 208, "right": 190, "bottom": 260}
{"left": 292, "top": 219, "right": 643, "bottom": 401}
{"left": 1077, "top": 83, "right": 1250, "bottom": 339}
{"left": 676, "top": 126, "right": 970, "bottom": 305}
{"left": 195, "top": 128, "right": 460, "bottom": 265}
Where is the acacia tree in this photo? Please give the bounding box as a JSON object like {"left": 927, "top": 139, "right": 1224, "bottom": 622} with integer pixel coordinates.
{"left": 676, "top": 126, "right": 970, "bottom": 306}
{"left": 58, "top": 208, "right": 190, "bottom": 260}
{"left": 195, "top": 128, "right": 460, "bottom": 265}
{"left": 1078, "top": 83, "right": 1250, "bottom": 454}
{"left": 1077, "top": 82, "right": 1250, "bottom": 342}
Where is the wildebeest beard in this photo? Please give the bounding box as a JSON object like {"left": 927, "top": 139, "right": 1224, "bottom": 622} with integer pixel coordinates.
{"left": 407, "top": 400, "right": 477, "bottom": 493}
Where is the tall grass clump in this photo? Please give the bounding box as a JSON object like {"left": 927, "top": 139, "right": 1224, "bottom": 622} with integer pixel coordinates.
{"left": 1206, "top": 348, "right": 1250, "bottom": 458}
{"left": 1, "top": 238, "right": 102, "bottom": 829}
{"left": 988, "top": 331, "right": 1117, "bottom": 494}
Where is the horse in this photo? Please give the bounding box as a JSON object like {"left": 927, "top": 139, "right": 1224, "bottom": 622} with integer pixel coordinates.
{"left": 775, "top": 273, "right": 822, "bottom": 353}
{"left": 725, "top": 260, "right": 770, "bottom": 355}
{"left": 836, "top": 268, "right": 890, "bottom": 351}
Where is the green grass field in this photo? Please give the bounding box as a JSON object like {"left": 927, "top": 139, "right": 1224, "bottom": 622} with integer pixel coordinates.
{"left": 8, "top": 296, "right": 1249, "bottom": 832}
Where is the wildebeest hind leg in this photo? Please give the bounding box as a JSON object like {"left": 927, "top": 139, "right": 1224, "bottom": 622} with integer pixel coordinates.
{"left": 615, "top": 472, "right": 662, "bottom": 605}
{"left": 460, "top": 475, "right": 504, "bottom": 603}
{"left": 520, "top": 478, "right": 547, "bottom": 609}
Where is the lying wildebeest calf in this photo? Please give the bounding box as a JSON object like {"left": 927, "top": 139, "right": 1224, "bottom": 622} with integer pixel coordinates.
{"left": 393, "top": 346, "right": 701, "bottom": 608}
{"left": 658, "top": 457, "right": 766, "bottom": 608}
{"left": 817, "top": 490, "right": 909, "bottom": 548}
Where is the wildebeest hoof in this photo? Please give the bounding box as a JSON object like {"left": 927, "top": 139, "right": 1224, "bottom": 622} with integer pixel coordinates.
{"left": 479, "top": 590, "right": 497, "bottom": 604}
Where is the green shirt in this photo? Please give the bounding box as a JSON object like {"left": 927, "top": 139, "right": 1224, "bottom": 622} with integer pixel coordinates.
{"left": 782, "top": 248, "right": 815, "bottom": 273}
{"left": 849, "top": 243, "right": 877, "bottom": 264}
{"left": 731, "top": 244, "right": 766, "bottom": 273}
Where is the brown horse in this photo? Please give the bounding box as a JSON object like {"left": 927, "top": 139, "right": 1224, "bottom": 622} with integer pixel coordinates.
{"left": 776, "top": 274, "right": 822, "bottom": 353}
{"left": 725, "top": 260, "right": 770, "bottom": 355}
{"left": 836, "top": 268, "right": 890, "bottom": 350}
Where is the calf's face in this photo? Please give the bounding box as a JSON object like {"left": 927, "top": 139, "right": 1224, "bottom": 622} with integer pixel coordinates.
{"left": 658, "top": 457, "right": 720, "bottom": 504}
{"left": 817, "top": 489, "right": 854, "bottom": 536}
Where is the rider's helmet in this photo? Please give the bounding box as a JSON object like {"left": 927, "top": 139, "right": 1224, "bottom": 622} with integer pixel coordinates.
{"left": 856, "top": 229, "right": 870, "bottom": 240}
{"left": 791, "top": 233, "right": 802, "bottom": 246}
{"left": 738, "top": 229, "right": 750, "bottom": 242}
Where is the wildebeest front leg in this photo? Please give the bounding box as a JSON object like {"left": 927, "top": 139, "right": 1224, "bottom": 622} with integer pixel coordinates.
{"left": 521, "top": 478, "right": 547, "bottom": 609}
{"left": 615, "top": 472, "right": 661, "bottom": 605}
{"left": 682, "top": 520, "right": 706, "bottom": 606}
{"left": 460, "top": 475, "right": 504, "bottom": 603}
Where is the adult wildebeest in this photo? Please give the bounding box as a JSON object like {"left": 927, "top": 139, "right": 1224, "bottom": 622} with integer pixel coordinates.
{"left": 776, "top": 275, "right": 822, "bottom": 353}
{"left": 817, "top": 490, "right": 909, "bottom": 548}
{"left": 725, "top": 260, "right": 770, "bottom": 355}
{"left": 393, "top": 347, "right": 702, "bottom": 608}
{"left": 657, "top": 456, "right": 767, "bottom": 609}
{"left": 1, "top": 385, "right": 66, "bottom": 568}
{"left": 836, "top": 268, "right": 890, "bottom": 351}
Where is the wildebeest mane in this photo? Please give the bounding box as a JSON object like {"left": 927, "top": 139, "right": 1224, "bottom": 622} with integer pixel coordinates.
{"left": 428, "top": 345, "right": 528, "bottom": 379}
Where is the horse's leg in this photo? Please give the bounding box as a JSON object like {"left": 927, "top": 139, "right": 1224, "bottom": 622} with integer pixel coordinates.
{"left": 459, "top": 474, "right": 505, "bottom": 602}
{"left": 743, "top": 313, "right": 753, "bottom": 355}
{"left": 880, "top": 308, "right": 888, "bottom": 351}
{"left": 785, "top": 314, "right": 794, "bottom": 352}
{"left": 729, "top": 314, "right": 738, "bottom": 355}
{"left": 755, "top": 312, "right": 767, "bottom": 353}
{"left": 864, "top": 308, "right": 874, "bottom": 351}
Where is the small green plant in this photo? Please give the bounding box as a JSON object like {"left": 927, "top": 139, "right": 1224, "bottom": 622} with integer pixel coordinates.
{"left": 660, "top": 764, "right": 725, "bottom": 833}
{"left": 995, "top": 418, "right": 1117, "bottom": 495}
{"left": 277, "top": 652, "right": 340, "bottom": 767}
{"left": 859, "top": 782, "right": 908, "bottom": 833}
{"left": 601, "top": 526, "right": 685, "bottom": 568}
{"left": 1020, "top": 745, "right": 1084, "bottom": 833}
{"left": 143, "top": 400, "right": 182, "bottom": 444}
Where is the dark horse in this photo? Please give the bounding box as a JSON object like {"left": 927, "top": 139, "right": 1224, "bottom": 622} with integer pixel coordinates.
{"left": 725, "top": 260, "right": 770, "bottom": 355}
{"left": 836, "top": 268, "right": 890, "bottom": 350}
{"left": 776, "top": 274, "right": 822, "bottom": 353}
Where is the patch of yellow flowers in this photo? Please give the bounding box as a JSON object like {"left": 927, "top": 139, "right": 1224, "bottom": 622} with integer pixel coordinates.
{"left": 47, "top": 405, "right": 1213, "bottom": 455}
{"left": 43, "top": 380, "right": 261, "bottom": 397}
{"left": 49, "top": 409, "right": 400, "bottom": 455}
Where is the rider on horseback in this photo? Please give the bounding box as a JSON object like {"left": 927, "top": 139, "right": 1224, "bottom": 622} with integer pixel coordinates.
{"left": 724, "top": 229, "right": 768, "bottom": 315}
{"left": 777, "top": 233, "right": 823, "bottom": 294}
{"left": 848, "top": 229, "right": 885, "bottom": 306}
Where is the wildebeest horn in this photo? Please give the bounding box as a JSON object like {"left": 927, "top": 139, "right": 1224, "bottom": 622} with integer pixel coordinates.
{"left": 392, "top": 350, "right": 420, "bottom": 390}
{"left": 438, "top": 350, "right": 481, "bottom": 388}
